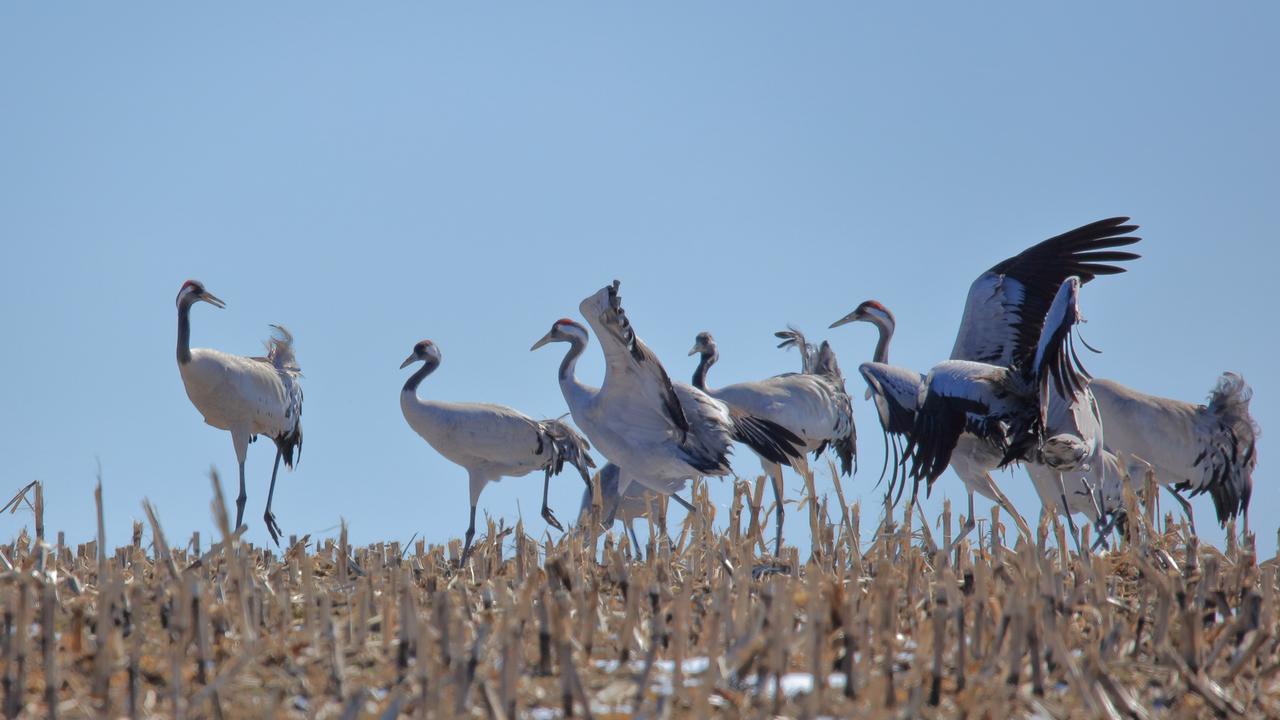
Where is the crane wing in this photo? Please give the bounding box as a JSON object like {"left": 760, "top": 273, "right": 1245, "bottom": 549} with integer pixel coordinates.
{"left": 951, "top": 217, "right": 1139, "bottom": 368}
{"left": 859, "top": 362, "right": 923, "bottom": 438}
{"left": 859, "top": 362, "right": 923, "bottom": 496}
{"left": 670, "top": 382, "right": 737, "bottom": 474}
{"left": 905, "top": 361, "right": 1021, "bottom": 490}
{"left": 580, "top": 281, "right": 691, "bottom": 439}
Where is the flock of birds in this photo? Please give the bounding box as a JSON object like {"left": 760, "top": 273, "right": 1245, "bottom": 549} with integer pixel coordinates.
{"left": 174, "top": 217, "right": 1260, "bottom": 560}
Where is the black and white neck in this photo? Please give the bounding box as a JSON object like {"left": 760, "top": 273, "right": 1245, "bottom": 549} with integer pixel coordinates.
{"left": 868, "top": 316, "right": 894, "bottom": 364}
{"left": 402, "top": 356, "right": 441, "bottom": 397}
{"left": 177, "top": 296, "right": 196, "bottom": 365}
{"left": 558, "top": 333, "right": 587, "bottom": 384}
{"left": 692, "top": 347, "right": 719, "bottom": 390}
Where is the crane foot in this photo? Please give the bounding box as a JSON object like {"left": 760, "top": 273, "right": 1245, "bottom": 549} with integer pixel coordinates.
{"left": 264, "top": 510, "right": 282, "bottom": 547}
{"left": 541, "top": 506, "right": 564, "bottom": 532}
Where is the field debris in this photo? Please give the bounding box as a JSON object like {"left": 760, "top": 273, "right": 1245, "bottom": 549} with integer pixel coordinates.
{"left": 2, "top": 471, "right": 1278, "bottom": 718}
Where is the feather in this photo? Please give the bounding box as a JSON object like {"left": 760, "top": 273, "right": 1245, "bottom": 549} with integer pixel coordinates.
{"left": 952, "top": 217, "right": 1140, "bottom": 369}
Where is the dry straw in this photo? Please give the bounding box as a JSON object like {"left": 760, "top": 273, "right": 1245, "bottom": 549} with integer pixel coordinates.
{"left": 1, "top": 466, "right": 1277, "bottom": 718}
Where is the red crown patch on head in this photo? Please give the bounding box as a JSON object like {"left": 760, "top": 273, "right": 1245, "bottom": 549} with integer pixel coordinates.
{"left": 181, "top": 279, "right": 201, "bottom": 291}
{"left": 556, "top": 318, "right": 577, "bottom": 327}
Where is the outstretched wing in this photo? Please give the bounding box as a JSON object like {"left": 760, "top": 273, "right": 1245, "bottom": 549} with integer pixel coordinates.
{"left": 951, "top": 217, "right": 1139, "bottom": 368}
{"left": 580, "top": 281, "right": 690, "bottom": 438}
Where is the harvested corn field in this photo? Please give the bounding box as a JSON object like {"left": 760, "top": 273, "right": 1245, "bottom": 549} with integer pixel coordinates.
{"left": 2, "top": 470, "right": 1277, "bottom": 719}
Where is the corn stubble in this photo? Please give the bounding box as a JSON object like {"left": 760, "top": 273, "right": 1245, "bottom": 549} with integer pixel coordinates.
{"left": 1, "top": 468, "right": 1277, "bottom": 718}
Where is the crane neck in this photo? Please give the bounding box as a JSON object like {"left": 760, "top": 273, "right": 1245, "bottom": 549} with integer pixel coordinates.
{"left": 177, "top": 299, "right": 194, "bottom": 365}
{"left": 870, "top": 318, "right": 894, "bottom": 364}
{"left": 559, "top": 335, "right": 586, "bottom": 385}
{"left": 691, "top": 349, "right": 718, "bottom": 390}
{"left": 401, "top": 357, "right": 440, "bottom": 398}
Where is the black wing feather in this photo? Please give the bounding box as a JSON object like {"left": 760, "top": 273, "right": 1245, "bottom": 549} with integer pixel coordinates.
{"left": 987, "top": 216, "right": 1141, "bottom": 368}
{"left": 604, "top": 280, "right": 691, "bottom": 436}
{"left": 733, "top": 415, "right": 805, "bottom": 467}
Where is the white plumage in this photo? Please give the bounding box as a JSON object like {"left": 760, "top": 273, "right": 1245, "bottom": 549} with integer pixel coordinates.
{"left": 399, "top": 339, "right": 595, "bottom": 564}
{"left": 689, "top": 329, "right": 855, "bottom": 554}
{"left": 532, "top": 281, "right": 802, "bottom": 521}
{"left": 175, "top": 280, "right": 302, "bottom": 545}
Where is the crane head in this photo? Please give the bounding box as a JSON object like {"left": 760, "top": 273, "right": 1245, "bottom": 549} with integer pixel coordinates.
{"left": 531, "top": 319, "right": 589, "bottom": 351}
{"left": 688, "top": 331, "right": 716, "bottom": 357}
{"left": 400, "top": 339, "right": 442, "bottom": 369}
{"left": 830, "top": 299, "right": 894, "bottom": 331}
{"left": 176, "top": 279, "right": 225, "bottom": 309}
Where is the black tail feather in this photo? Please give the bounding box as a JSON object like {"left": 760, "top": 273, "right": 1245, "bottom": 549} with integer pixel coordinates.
{"left": 734, "top": 416, "right": 805, "bottom": 467}
{"left": 273, "top": 424, "right": 303, "bottom": 469}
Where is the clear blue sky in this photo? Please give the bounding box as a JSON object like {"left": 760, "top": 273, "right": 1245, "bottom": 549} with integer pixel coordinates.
{"left": 2, "top": 3, "right": 1275, "bottom": 555}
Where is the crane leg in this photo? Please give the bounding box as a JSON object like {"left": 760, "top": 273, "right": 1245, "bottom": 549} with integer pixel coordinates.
{"left": 231, "top": 429, "right": 251, "bottom": 532}
{"left": 540, "top": 469, "right": 563, "bottom": 532}
{"left": 605, "top": 494, "right": 622, "bottom": 527}
{"left": 1163, "top": 486, "right": 1197, "bottom": 534}
{"left": 669, "top": 492, "right": 697, "bottom": 514}
{"left": 605, "top": 471, "right": 631, "bottom": 527}
{"left": 986, "top": 481, "right": 1033, "bottom": 548}
{"left": 767, "top": 464, "right": 785, "bottom": 556}
{"left": 460, "top": 504, "right": 477, "bottom": 567}
{"left": 945, "top": 490, "right": 978, "bottom": 556}
{"left": 262, "top": 448, "right": 284, "bottom": 546}
{"left": 1056, "top": 474, "right": 1084, "bottom": 555}
{"left": 235, "top": 460, "right": 248, "bottom": 531}
{"left": 627, "top": 520, "right": 642, "bottom": 560}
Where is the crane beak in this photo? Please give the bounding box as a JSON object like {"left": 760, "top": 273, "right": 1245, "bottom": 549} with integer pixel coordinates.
{"left": 687, "top": 344, "right": 701, "bottom": 356}
{"left": 828, "top": 310, "right": 860, "bottom": 329}
{"left": 530, "top": 332, "right": 555, "bottom": 351}
{"left": 399, "top": 354, "right": 418, "bottom": 369}
{"left": 201, "top": 292, "right": 226, "bottom": 309}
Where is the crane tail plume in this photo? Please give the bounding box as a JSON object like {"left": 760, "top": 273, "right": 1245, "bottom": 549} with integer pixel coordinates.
{"left": 733, "top": 415, "right": 804, "bottom": 467}
{"left": 539, "top": 419, "right": 596, "bottom": 481}
{"left": 273, "top": 424, "right": 303, "bottom": 469}
{"left": 264, "top": 324, "right": 301, "bottom": 373}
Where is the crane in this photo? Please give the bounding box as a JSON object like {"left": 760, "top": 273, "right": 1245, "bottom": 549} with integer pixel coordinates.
{"left": 1089, "top": 373, "right": 1258, "bottom": 531}
{"left": 903, "top": 277, "right": 1091, "bottom": 531}
{"left": 689, "top": 329, "right": 854, "bottom": 554}
{"left": 830, "top": 217, "right": 1140, "bottom": 547}
{"left": 400, "top": 339, "right": 595, "bottom": 564}
{"left": 175, "top": 280, "right": 302, "bottom": 545}
{"left": 531, "top": 281, "right": 803, "bottom": 524}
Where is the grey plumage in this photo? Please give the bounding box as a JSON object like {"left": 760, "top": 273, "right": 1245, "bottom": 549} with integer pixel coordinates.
{"left": 1091, "top": 372, "right": 1258, "bottom": 526}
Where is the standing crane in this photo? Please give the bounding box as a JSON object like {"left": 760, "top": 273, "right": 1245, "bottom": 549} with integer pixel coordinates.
{"left": 531, "top": 281, "right": 803, "bottom": 522}
{"left": 830, "top": 217, "right": 1140, "bottom": 547}
{"left": 175, "top": 280, "right": 303, "bottom": 545}
{"left": 688, "top": 329, "right": 855, "bottom": 555}
{"left": 399, "top": 339, "right": 595, "bottom": 564}
{"left": 1089, "top": 373, "right": 1258, "bottom": 531}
